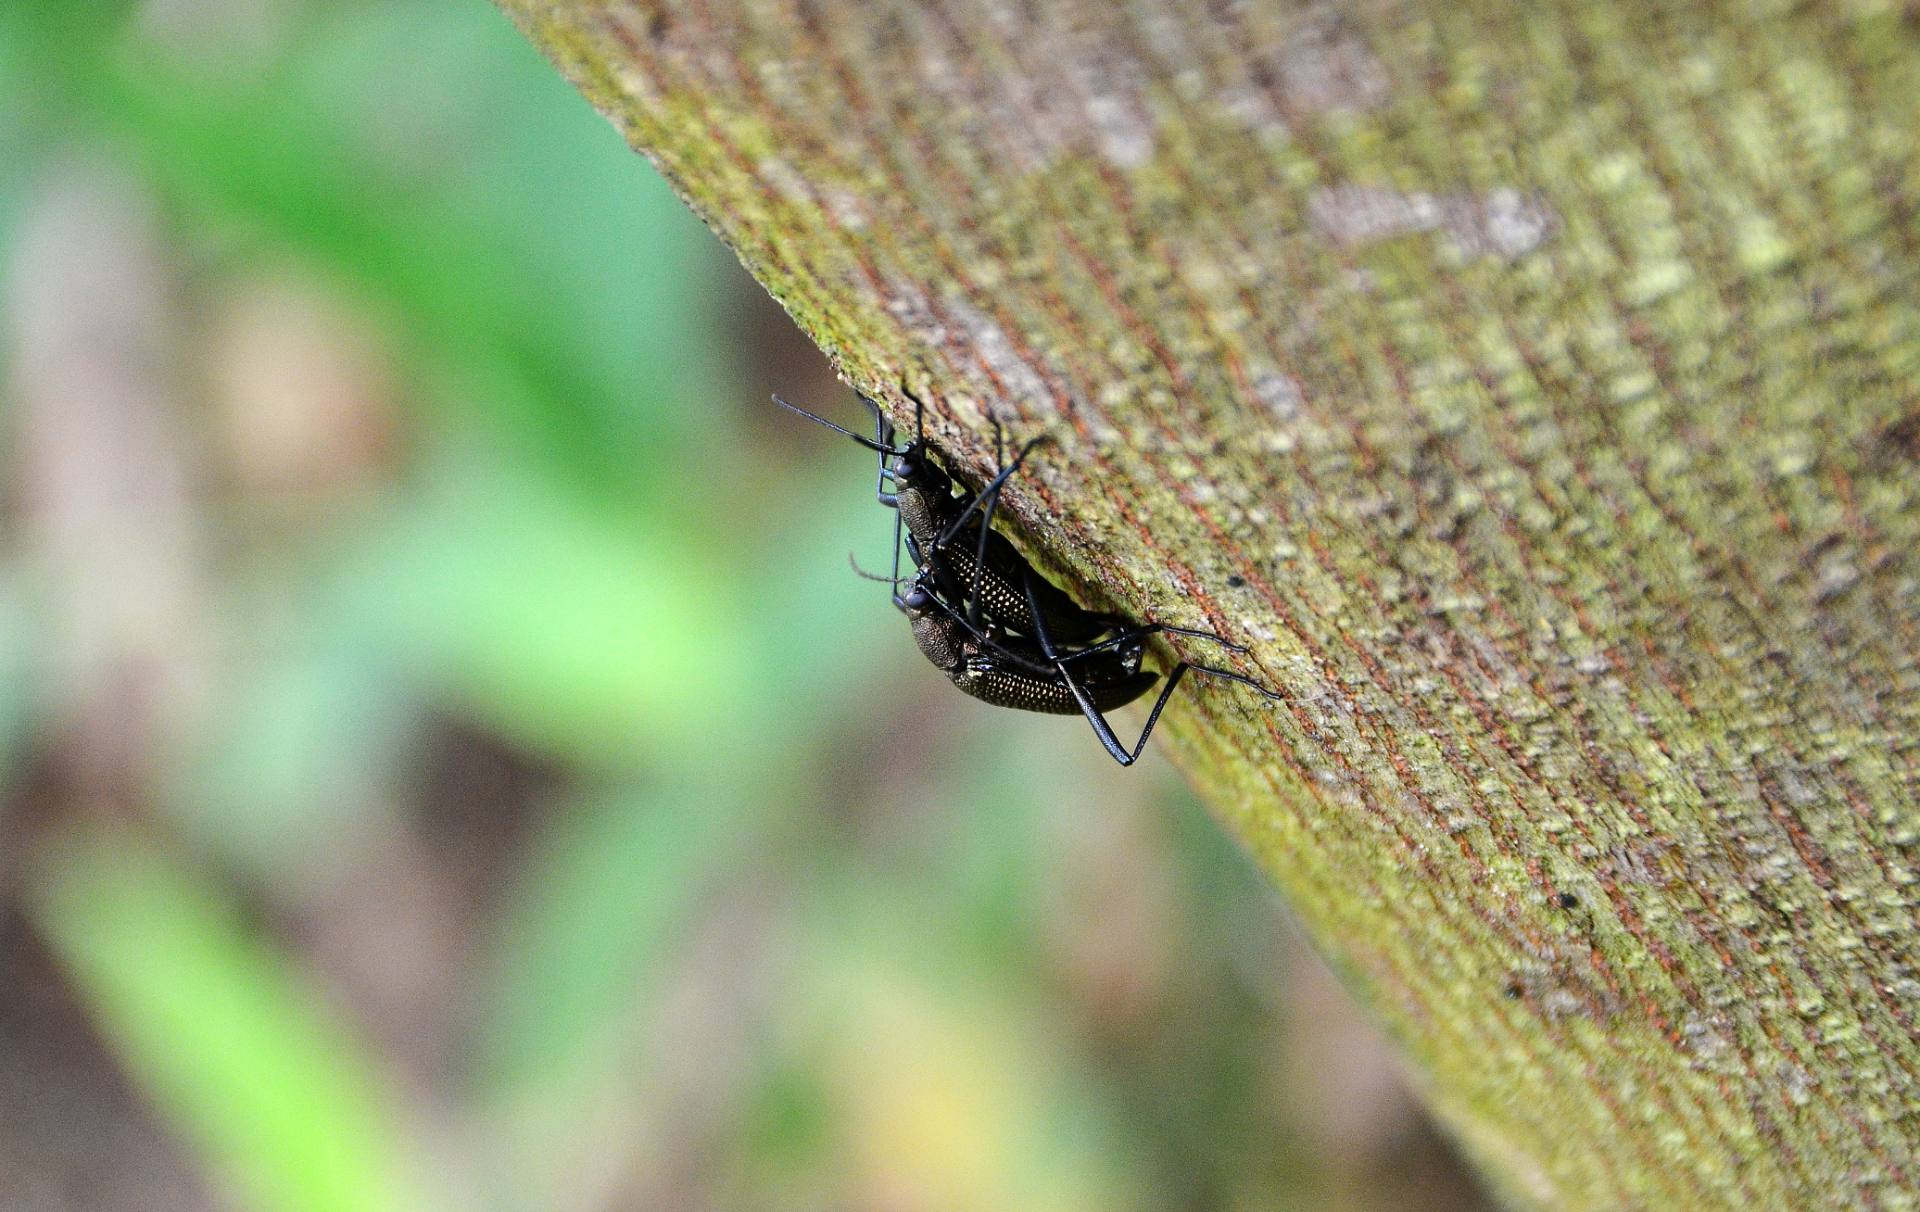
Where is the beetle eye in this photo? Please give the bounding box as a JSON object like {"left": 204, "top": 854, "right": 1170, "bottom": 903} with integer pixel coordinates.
{"left": 903, "top": 586, "right": 930, "bottom": 609}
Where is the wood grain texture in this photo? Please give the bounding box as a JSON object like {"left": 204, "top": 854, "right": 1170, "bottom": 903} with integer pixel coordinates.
{"left": 495, "top": 1, "right": 1920, "bottom": 1205}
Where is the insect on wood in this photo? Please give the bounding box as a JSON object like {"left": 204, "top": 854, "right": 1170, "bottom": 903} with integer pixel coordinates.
{"left": 776, "top": 386, "right": 1280, "bottom": 766}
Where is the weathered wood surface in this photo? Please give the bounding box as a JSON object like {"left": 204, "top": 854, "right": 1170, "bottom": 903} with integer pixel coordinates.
{"left": 496, "top": 1, "right": 1920, "bottom": 1206}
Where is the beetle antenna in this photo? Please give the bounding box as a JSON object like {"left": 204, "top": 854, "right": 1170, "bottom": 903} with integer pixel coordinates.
{"left": 773, "top": 394, "right": 907, "bottom": 454}
{"left": 848, "top": 552, "right": 924, "bottom": 585}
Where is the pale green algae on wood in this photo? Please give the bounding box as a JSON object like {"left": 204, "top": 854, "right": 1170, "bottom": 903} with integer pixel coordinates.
{"left": 499, "top": 0, "right": 1920, "bottom": 1206}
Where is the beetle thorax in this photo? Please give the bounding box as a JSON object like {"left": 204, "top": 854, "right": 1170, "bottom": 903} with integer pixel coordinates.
{"left": 906, "top": 608, "right": 964, "bottom": 673}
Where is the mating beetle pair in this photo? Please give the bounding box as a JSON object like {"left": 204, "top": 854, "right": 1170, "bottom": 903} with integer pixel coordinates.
{"left": 777, "top": 387, "right": 1278, "bottom": 766}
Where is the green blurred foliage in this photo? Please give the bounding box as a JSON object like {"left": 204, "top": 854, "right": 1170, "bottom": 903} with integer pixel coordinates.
{"left": 32, "top": 833, "right": 432, "bottom": 1212}
{"left": 0, "top": 3, "right": 1483, "bottom": 1211}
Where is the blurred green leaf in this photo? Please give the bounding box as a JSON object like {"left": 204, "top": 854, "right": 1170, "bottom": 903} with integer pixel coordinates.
{"left": 41, "top": 1, "right": 727, "bottom": 497}
{"left": 0, "top": 570, "right": 35, "bottom": 786}
{"left": 471, "top": 777, "right": 775, "bottom": 1212}
{"left": 476, "top": 779, "right": 754, "bottom": 1095}
{"left": 347, "top": 448, "right": 754, "bottom": 770}
{"left": 172, "top": 617, "right": 415, "bottom": 879}
{"left": 30, "top": 832, "right": 435, "bottom": 1212}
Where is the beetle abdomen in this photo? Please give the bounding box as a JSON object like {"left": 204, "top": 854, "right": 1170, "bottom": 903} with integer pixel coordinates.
{"left": 956, "top": 663, "right": 1159, "bottom": 715}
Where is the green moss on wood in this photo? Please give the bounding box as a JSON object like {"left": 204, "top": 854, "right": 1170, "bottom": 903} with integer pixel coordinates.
{"left": 496, "top": 1, "right": 1920, "bottom": 1206}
